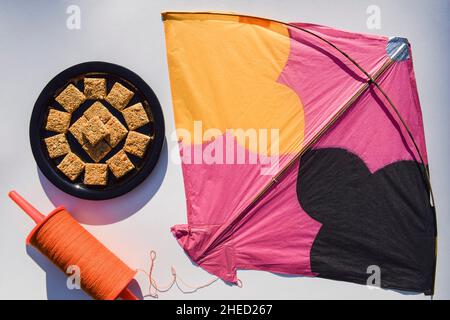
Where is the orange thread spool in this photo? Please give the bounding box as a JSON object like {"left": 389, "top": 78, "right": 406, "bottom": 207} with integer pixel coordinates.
{"left": 9, "top": 191, "right": 138, "bottom": 300}
{"left": 31, "top": 209, "right": 136, "bottom": 300}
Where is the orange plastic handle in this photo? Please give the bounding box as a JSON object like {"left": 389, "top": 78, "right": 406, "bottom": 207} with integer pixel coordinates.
{"left": 119, "top": 288, "right": 139, "bottom": 300}
{"left": 9, "top": 190, "right": 45, "bottom": 224}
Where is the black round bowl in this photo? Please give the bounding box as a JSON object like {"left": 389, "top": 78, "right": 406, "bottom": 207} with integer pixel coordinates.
{"left": 30, "top": 62, "right": 165, "bottom": 200}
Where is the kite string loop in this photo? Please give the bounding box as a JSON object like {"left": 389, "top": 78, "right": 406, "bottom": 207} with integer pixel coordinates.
{"left": 137, "top": 250, "right": 220, "bottom": 299}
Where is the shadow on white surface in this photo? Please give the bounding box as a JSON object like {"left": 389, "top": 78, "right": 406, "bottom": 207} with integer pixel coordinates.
{"left": 272, "top": 271, "right": 422, "bottom": 297}
{"left": 37, "top": 140, "right": 168, "bottom": 225}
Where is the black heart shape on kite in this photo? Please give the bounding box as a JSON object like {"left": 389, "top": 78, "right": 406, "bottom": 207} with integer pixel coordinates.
{"left": 297, "top": 148, "right": 436, "bottom": 293}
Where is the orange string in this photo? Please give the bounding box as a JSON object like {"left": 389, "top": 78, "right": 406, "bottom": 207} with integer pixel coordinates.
{"left": 137, "top": 250, "right": 221, "bottom": 299}
{"left": 30, "top": 209, "right": 136, "bottom": 300}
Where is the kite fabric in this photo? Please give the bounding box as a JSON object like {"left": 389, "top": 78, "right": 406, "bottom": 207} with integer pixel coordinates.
{"left": 162, "top": 12, "right": 437, "bottom": 294}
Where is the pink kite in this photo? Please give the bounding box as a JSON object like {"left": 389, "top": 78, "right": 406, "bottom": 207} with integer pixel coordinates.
{"left": 163, "top": 12, "right": 436, "bottom": 294}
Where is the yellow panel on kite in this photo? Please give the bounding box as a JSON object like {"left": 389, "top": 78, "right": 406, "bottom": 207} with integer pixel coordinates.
{"left": 163, "top": 12, "right": 304, "bottom": 155}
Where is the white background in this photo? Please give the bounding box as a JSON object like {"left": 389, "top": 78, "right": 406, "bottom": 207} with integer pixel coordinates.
{"left": 0, "top": 0, "right": 449, "bottom": 300}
